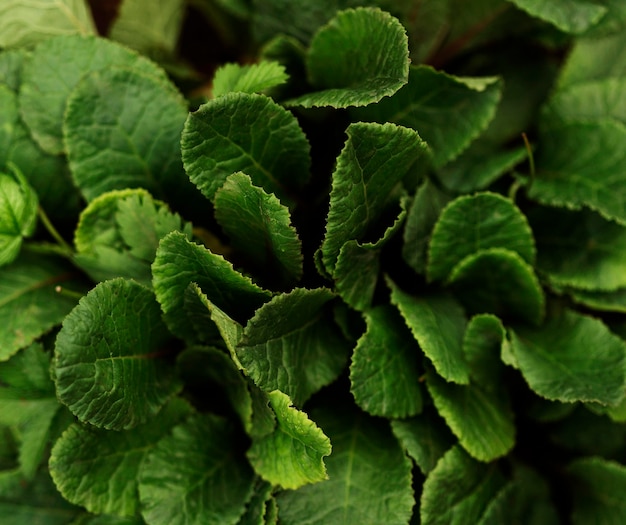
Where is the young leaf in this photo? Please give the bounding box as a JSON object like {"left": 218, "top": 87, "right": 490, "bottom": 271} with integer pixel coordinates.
{"left": 236, "top": 288, "right": 351, "bottom": 406}
{"left": 152, "top": 231, "right": 271, "bottom": 341}
{"left": 507, "top": 0, "right": 606, "bottom": 34}
{"left": 138, "top": 414, "right": 255, "bottom": 525}
{"left": 73, "top": 189, "right": 191, "bottom": 286}
{"left": 64, "top": 66, "right": 197, "bottom": 206}
{"left": 247, "top": 390, "right": 331, "bottom": 489}
{"left": 19, "top": 34, "right": 173, "bottom": 155}
{"left": 0, "top": 0, "right": 95, "bottom": 49}
{"left": 427, "top": 192, "right": 535, "bottom": 282}
{"left": 448, "top": 248, "right": 545, "bottom": 326}
{"left": 321, "top": 122, "right": 428, "bottom": 275}
{"left": 508, "top": 308, "right": 626, "bottom": 405}
{"left": 0, "top": 253, "right": 83, "bottom": 362}
{"left": 0, "top": 165, "right": 38, "bottom": 267}
{"left": 420, "top": 446, "right": 508, "bottom": 525}
{"left": 214, "top": 172, "right": 303, "bottom": 286}
{"left": 350, "top": 306, "right": 423, "bottom": 418}
{"left": 49, "top": 398, "right": 191, "bottom": 517}
{"left": 388, "top": 279, "right": 470, "bottom": 385}
{"left": 352, "top": 66, "right": 503, "bottom": 167}
{"left": 286, "top": 7, "right": 409, "bottom": 108}
{"left": 181, "top": 92, "right": 311, "bottom": 203}
{"left": 212, "top": 62, "right": 289, "bottom": 97}
{"left": 568, "top": 457, "right": 626, "bottom": 525}
{"left": 276, "top": 406, "right": 414, "bottom": 525}
{"left": 54, "top": 278, "right": 181, "bottom": 430}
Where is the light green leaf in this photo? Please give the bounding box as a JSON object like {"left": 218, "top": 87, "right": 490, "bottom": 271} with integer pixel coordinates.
{"left": 276, "top": 406, "right": 414, "bottom": 525}
{"left": 350, "top": 306, "right": 422, "bottom": 418}
{"left": 0, "top": 165, "right": 38, "bottom": 267}
{"left": 420, "top": 445, "right": 508, "bottom": 525}
{"left": 530, "top": 120, "right": 626, "bottom": 225}
{"left": 64, "top": 66, "right": 197, "bottom": 206}
{"left": 286, "top": 7, "right": 409, "bottom": 108}
{"left": 214, "top": 172, "right": 303, "bottom": 287}
{"left": 54, "top": 278, "right": 181, "bottom": 430}
{"left": 236, "top": 288, "right": 351, "bottom": 406}
{"left": 73, "top": 189, "right": 192, "bottom": 286}
{"left": 181, "top": 92, "right": 310, "bottom": 203}
{"left": 427, "top": 192, "right": 535, "bottom": 282}
{"left": 388, "top": 279, "right": 470, "bottom": 385}
{"left": 568, "top": 457, "right": 626, "bottom": 525}
{"left": 0, "top": 0, "right": 95, "bottom": 49}
{"left": 138, "top": 414, "right": 255, "bottom": 525}
{"left": 448, "top": 248, "right": 545, "bottom": 326}
{"left": 0, "top": 49, "right": 28, "bottom": 92}
{"left": 507, "top": 0, "right": 606, "bottom": 34}
{"left": 19, "top": 34, "right": 173, "bottom": 155}
{"left": 531, "top": 206, "right": 626, "bottom": 291}
{"left": 152, "top": 231, "right": 271, "bottom": 341}
{"left": 402, "top": 180, "right": 451, "bottom": 275}
{"left": 109, "top": 0, "right": 185, "bottom": 58}
{"left": 390, "top": 409, "right": 456, "bottom": 475}
{"left": 508, "top": 309, "right": 626, "bottom": 405}
{"left": 0, "top": 253, "right": 83, "bottom": 361}
{"left": 247, "top": 390, "right": 331, "bottom": 489}
{"left": 212, "top": 61, "right": 288, "bottom": 97}
{"left": 49, "top": 398, "right": 191, "bottom": 517}
{"left": 352, "top": 66, "right": 502, "bottom": 167}
{"left": 321, "top": 122, "right": 428, "bottom": 275}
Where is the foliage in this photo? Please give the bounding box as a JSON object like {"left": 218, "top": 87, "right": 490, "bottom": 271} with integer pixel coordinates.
{"left": 1, "top": 1, "right": 626, "bottom": 523}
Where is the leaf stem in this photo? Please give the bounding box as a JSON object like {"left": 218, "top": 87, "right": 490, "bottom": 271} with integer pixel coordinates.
{"left": 38, "top": 206, "right": 73, "bottom": 256}
{"left": 522, "top": 132, "right": 536, "bottom": 184}
{"left": 54, "top": 285, "right": 85, "bottom": 301}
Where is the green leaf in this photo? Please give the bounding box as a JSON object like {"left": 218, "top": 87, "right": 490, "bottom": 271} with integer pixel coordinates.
{"left": 286, "top": 7, "right": 409, "bottom": 108}
{"left": 19, "top": 34, "right": 173, "bottom": 156}
{"left": 352, "top": 66, "right": 503, "bottom": 167}
{"left": 0, "top": 253, "right": 83, "bottom": 361}
{"left": 507, "top": 0, "right": 606, "bottom": 34}
{"left": 212, "top": 61, "right": 288, "bottom": 97}
{"left": 64, "top": 66, "right": 196, "bottom": 205}
{"left": 567, "top": 287, "right": 626, "bottom": 313}
{"left": 276, "top": 406, "right": 414, "bottom": 525}
{"left": 237, "top": 480, "right": 274, "bottom": 525}
{"left": 0, "top": 49, "right": 28, "bottom": 92}
{"left": 0, "top": 165, "right": 38, "bottom": 267}
{"left": 420, "top": 445, "right": 508, "bottom": 525}
{"left": 181, "top": 92, "right": 311, "bottom": 203}
{"left": 73, "top": 189, "right": 192, "bottom": 286}
{"left": 247, "top": 390, "right": 331, "bottom": 489}
{"left": 402, "top": 180, "right": 451, "bottom": 275}
{"left": 152, "top": 231, "right": 271, "bottom": 340}
{"left": 530, "top": 120, "right": 626, "bottom": 225}
{"left": 54, "top": 278, "right": 181, "bottom": 430}
{"left": 427, "top": 192, "right": 535, "bottom": 282}
{"left": 391, "top": 409, "right": 456, "bottom": 475}
{"left": 236, "top": 288, "right": 351, "bottom": 406}
{"left": 214, "top": 172, "right": 303, "bottom": 287}
{"left": 568, "top": 457, "right": 626, "bottom": 525}
{"left": 388, "top": 279, "right": 470, "bottom": 385}
{"left": 350, "top": 306, "right": 423, "bottom": 418}
{"left": 531, "top": 206, "right": 626, "bottom": 291}
{"left": 0, "top": 0, "right": 95, "bottom": 49}
{"left": 321, "top": 122, "right": 428, "bottom": 275}
{"left": 138, "top": 414, "right": 255, "bottom": 525}
{"left": 109, "top": 0, "right": 185, "bottom": 58}
{"left": 508, "top": 308, "right": 626, "bottom": 405}
{"left": 49, "top": 398, "right": 191, "bottom": 516}
{"left": 463, "top": 314, "right": 508, "bottom": 387}
{"left": 448, "top": 248, "right": 545, "bottom": 326}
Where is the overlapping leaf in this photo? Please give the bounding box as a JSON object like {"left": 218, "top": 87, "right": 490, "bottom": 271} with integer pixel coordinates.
{"left": 54, "top": 278, "right": 181, "bottom": 430}
{"left": 212, "top": 62, "right": 288, "bottom": 97}
{"left": 507, "top": 0, "right": 606, "bottom": 34}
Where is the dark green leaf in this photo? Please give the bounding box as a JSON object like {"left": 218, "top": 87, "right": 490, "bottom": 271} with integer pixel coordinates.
{"left": 508, "top": 309, "right": 626, "bottom": 405}
{"left": 181, "top": 92, "right": 310, "bottom": 203}
{"left": 350, "top": 306, "right": 422, "bottom": 418}
{"left": 507, "top": 0, "right": 606, "bottom": 34}
{"left": 212, "top": 62, "right": 288, "bottom": 97}
{"left": 236, "top": 288, "right": 350, "bottom": 405}
{"left": 138, "top": 414, "right": 255, "bottom": 525}
{"left": 54, "top": 278, "right": 181, "bottom": 430}
{"left": 286, "top": 7, "right": 409, "bottom": 108}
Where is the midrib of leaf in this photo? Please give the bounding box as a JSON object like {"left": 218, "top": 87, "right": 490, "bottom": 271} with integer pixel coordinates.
{"left": 0, "top": 271, "right": 75, "bottom": 308}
